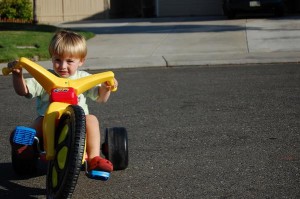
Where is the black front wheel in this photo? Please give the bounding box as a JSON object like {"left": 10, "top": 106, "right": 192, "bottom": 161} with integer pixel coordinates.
{"left": 46, "top": 105, "right": 86, "bottom": 199}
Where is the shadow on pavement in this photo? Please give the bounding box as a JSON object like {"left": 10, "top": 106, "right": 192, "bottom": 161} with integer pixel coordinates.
{"left": 0, "top": 162, "right": 46, "bottom": 199}
{"left": 65, "top": 24, "right": 262, "bottom": 34}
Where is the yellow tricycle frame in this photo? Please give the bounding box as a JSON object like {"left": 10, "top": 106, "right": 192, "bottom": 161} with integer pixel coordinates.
{"left": 3, "top": 57, "right": 116, "bottom": 160}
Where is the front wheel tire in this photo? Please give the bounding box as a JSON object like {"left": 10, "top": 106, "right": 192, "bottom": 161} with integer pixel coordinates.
{"left": 46, "top": 105, "right": 86, "bottom": 199}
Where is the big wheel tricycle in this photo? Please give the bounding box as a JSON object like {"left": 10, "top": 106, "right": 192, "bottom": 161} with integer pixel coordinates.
{"left": 2, "top": 57, "right": 129, "bottom": 199}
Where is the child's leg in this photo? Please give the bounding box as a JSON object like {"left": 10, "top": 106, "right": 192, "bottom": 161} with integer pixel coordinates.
{"left": 86, "top": 114, "right": 113, "bottom": 172}
{"left": 30, "top": 116, "right": 44, "bottom": 150}
{"left": 30, "top": 116, "right": 44, "bottom": 138}
{"left": 86, "top": 114, "right": 101, "bottom": 159}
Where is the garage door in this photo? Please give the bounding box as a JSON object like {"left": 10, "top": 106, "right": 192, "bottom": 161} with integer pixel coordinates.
{"left": 156, "top": 0, "right": 223, "bottom": 17}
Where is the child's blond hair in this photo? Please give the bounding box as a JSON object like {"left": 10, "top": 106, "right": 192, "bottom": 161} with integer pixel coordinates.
{"left": 49, "top": 30, "right": 87, "bottom": 60}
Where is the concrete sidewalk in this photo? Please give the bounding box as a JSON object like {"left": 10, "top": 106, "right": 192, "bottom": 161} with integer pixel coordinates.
{"left": 1, "top": 16, "right": 300, "bottom": 72}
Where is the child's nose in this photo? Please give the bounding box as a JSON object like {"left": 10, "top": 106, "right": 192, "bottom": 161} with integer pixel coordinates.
{"left": 59, "top": 61, "right": 67, "bottom": 69}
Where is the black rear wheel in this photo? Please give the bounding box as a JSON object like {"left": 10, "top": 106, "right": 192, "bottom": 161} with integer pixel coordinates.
{"left": 46, "top": 105, "right": 86, "bottom": 199}
{"left": 11, "top": 149, "right": 38, "bottom": 175}
{"left": 10, "top": 130, "right": 38, "bottom": 176}
{"left": 102, "top": 127, "right": 128, "bottom": 170}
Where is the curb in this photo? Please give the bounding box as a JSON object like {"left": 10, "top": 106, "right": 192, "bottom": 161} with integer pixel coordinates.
{"left": 1, "top": 51, "right": 300, "bottom": 75}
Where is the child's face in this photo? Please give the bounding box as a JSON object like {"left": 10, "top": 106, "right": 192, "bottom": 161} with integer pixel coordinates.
{"left": 52, "top": 55, "right": 84, "bottom": 78}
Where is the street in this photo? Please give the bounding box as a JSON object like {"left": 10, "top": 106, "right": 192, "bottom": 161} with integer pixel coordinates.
{"left": 0, "top": 64, "right": 299, "bottom": 198}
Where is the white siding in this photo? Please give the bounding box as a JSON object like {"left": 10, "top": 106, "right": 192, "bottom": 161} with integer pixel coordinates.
{"left": 35, "top": 0, "right": 108, "bottom": 23}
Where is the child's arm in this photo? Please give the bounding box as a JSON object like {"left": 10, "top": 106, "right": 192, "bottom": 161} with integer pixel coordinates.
{"left": 8, "top": 61, "right": 29, "bottom": 96}
{"left": 97, "top": 78, "right": 118, "bottom": 103}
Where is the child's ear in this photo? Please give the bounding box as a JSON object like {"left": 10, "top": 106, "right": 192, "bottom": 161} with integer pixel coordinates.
{"left": 79, "top": 58, "right": 86, "bottom": 66}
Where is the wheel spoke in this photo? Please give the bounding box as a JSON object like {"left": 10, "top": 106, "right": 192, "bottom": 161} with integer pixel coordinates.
{"left": 57, "top": 146, "right": 68, "bottom": 170}
{"left": 52, "top": 166, "right": 58, "bottom": 188}
{"left": 58, "top": 124, "right": 69, "bottom": 144}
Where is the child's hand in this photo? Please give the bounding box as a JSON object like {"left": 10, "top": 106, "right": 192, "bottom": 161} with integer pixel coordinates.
{"left": 98, "top": 78, "right": 118, "bottom": 103}
{"left": 103, "top": 78, "right": 118, "bottom": 91}
{"left": 7, "top": 60, "right": 22, "bottom": 75}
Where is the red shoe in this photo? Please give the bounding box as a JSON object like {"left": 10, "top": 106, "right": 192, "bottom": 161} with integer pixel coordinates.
{"left": 88, "top": 156, "right": 113, "bottom": 172}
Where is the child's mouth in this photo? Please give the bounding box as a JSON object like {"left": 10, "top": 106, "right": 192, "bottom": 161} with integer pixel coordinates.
{"left": 59, "top": 71, "right": 68, "bottom": 76}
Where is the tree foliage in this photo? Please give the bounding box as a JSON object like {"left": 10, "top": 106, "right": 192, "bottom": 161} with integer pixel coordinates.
{"left": 0, "top": 0, "right": 33, "bottom": 20}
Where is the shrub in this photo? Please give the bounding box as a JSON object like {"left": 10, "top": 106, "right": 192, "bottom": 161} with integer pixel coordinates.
{"left": 0, "top": 0, "right": 32, "bottom": 20}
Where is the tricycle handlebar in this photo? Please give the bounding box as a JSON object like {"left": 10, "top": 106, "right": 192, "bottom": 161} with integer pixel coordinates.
{"left": 2, "top": 67, "right": 14, "bottom": 76}
{"left": 2, "top": 57, "right": 117, "bottom": 94}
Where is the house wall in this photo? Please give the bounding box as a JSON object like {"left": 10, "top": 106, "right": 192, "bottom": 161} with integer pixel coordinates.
{"left": 29, "top": 0, "right": 300, "bottom": 23}
{"left": 34, "top": 0, "right": 109, "bottom": 23}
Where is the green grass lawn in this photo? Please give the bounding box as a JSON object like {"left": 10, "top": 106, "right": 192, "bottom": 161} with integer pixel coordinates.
{"left": 0, "top": 23, "right": 95, "bottom": 63}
